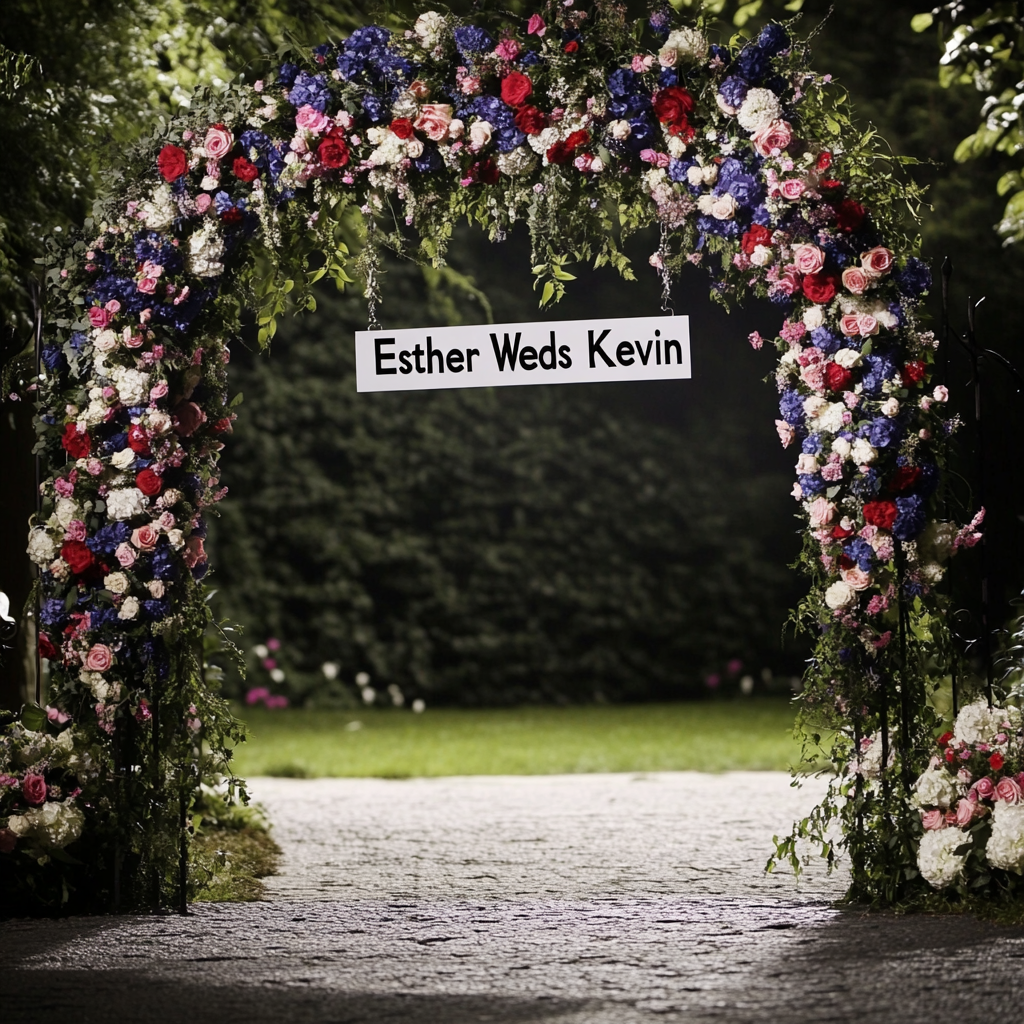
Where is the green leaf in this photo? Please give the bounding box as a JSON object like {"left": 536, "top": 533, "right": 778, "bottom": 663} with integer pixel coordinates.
{"left": 540, "top": 280, "right": 555, "bottom": 306}
{"left": 229, "top": 392, "right": 244, "bottom": 408}
{"left": 21, "top": 703, "right": 46, "bottom": 730}
{"left": 910, "top": 12, "right": 933, "bottom": 33}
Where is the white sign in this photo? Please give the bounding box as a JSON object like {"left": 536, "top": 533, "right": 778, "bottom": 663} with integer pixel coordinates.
{"left": 355, "top": 315, "right": 690, "bottom": 393}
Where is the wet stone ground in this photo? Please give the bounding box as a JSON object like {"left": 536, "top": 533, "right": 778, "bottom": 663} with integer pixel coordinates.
{"left": 3, "top": 772, "right": 1024, "bottom": 1023}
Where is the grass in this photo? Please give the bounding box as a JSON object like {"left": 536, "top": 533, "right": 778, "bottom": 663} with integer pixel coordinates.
{"left": 228, "top": 698, "right": 804, "bottom": 779}
{"left": 192, "top": 826, "right": 282, "bottom": 902}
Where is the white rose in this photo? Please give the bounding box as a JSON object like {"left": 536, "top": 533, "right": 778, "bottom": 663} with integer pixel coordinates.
{"left": 147, "top": 411, "right": 172, "bottom": 434}
{"left": 710, "top": 194, "right": 737, "bottom": 220}
{"left": 118, "top": 596, "right": 140, "bottom": 621}
{"left": 911, "top": 765, "right": 962, "bottom": 810}
{"left": 802, "top": 305, "right": 824, "bottom": 329}
{"left": 986, "top": 802, "right": 1024, "bottom": 873}
{"left": 111, "top": 448, "right": 136, "bottom": 470}
{"left": 27, "top": 528, "right": 56, "bottom": 567}
{"left": 167, "top": 529, "right": 185, "bottom": 550}
{"left": 750, "top": 245, "right": 772, "bottom": 266}
{"left": 469, "top": 120, "right": 492, "bottom": 151}
{"left": 447, "top": 118, "right": 465, "bottom": 140}
{"left": 106, "top": 487, "right": 148, "bottom": 521}
{"left": 918, "top": 827, "right": 970, "bottom": 889}
{"left": 796, "top": 453, "right": 819, "bottom": 475}
{"left": 737, "top": 88, "right": 782, "bottom": 132}
{"left": 94, "top": 330, "right": 119, "bottom": 353}
{"left": 816, "top": 402, "right": 847, "bottom": 434}
{"left": 608, "top": 120, "right": 631, "bottom": 141}
{"left": 200, "top": 175, "right": 219, "bottom": 191}
{"left": 834, "top": 348, "right": 863, "bottom": 369}
{"left": 147, "top": 580, "right": 166, "bottom": 599}
{"left": 880, "top": 397, "right": 900, "bottom": 418}
{"left": 824, "top": 580, "right": 857, "bottom": 609}
{"left": 104, "top": 572, "right": 129, "bottom": 594}
{"left": 405, "top": 138, "right": 424, "bottom": 159}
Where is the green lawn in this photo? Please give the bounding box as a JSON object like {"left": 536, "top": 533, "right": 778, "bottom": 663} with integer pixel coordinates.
{"left": 229, "top": 699, "right": 803, "bottom": 778}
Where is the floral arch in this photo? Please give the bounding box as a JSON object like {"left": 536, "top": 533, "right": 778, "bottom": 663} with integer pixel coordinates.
{"left": 0, "top": 1, "right": 1011, "bottom": 913}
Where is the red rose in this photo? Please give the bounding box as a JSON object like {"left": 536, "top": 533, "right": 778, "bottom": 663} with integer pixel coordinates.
{"left": 390, "top": 118, "right": 415, "bottom": 140}
{"left": 831, "top": 524, "right": 854, "bottom": 539}
{"left": 127, "top": 424, "right": 151, "bottom": 455}
{"left": 38, "top": 633, "right": 58, "bottom": 660}
{"left": 991, "top": 752, "right": 1006, "bottom": 772}
{"left": 474, "top": 158, "right": 500, "bottom": 185}
{"left": 22, "top": 774, "right": 47, "bottom": 807}
{"left": 61, "top": 423, "right": 91, "bottom": 459}
{"left": 514, "top": 104, "right": 548, "bottom": 135}
{"left": 212, "top": 417, "right": 234, "bottom": 434}
{"left": 546, "top": 130, "right": 590, "bottom": 165}
{"left": 136, "top": 468, "right": 163, "bottom": 497}
{"left": 825, "top": 363, "right": 852, "bottom": 392}
{"left": 903, "top": 360, "right": 927, "bottom": 385}
{"left": 834, "top": 198, "right": 866, "bottom": 233}
{"left": 60, "top": 539, "right": 94, "bottom": 575}
{"left": 802, "top": 272, "right": 837, "bottom": 304}
{"left": 816, "top": 151, "right": 832, "bottom": 171}
{"left": 741, "top": 224, "right": 772, "bottom": 255}
{"left": 888, "top": 466, "right": 921, "bottom": 494}
{"left": 172, "top": 400, "right": 207, "bottom": 437}
{"left": 232, "top": 157, "right": 259, "bottom": 182}
{"left": 652, "top": 86, "right": 695, "bottom": 128}
{"left": 944, "top": 748, "right": 955, "bottom": 763}
{"left": 157, "top": 145, "right": 188, "bottom": 182}
{"left": 500, "top": 71, "right": 533, "bottom": 107}
{"left": 937, "top": 731, "right": 953, "bottom": 749}
{"left": 317, "top": 130, "right": 350, "bottom": 169}
{"left": 862, "top": 500, "right": 898, "bottom": 531}
{"left": 563, "top": 40, "right": 579, "bottom": 53}
{"left": 564, "top": 129, "right": 590, "bottom": 151}
{"left": 839, "top": 554, "right": 855, "bottom": 571}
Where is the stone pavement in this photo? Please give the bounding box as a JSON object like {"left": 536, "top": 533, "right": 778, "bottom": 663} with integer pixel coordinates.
{"left": 3, "top": 772, "right": 1024, "bottom": 1023}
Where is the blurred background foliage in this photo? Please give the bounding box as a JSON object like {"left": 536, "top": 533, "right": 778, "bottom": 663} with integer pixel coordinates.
{"left": 4, "top": 0, "right": 1024, "bottom": 709}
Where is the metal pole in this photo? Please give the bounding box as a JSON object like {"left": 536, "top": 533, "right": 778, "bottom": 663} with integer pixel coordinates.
{"left": 940, "top": 258, "right": 959, "bottom": 719}
{"left": 30, "top": 280, "right": 43, "bottom": 706}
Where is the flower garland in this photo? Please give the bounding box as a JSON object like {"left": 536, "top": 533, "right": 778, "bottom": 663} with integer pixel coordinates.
{"left": 0, "top": 1, "right": 986, "bottom": 908}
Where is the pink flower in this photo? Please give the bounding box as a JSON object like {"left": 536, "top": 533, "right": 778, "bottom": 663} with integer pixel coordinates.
{"left": 131, "top": 524, "right": 159, "bottom": 551}
{"left": 807, "top": 497, "right": 836, "bottom": 527}
{"left": 772, "top": 265, "right": 802, "bottom": 296}
{"left": 183, "top": 535, "right": 206, "bottom": 568}
{"left": 95, "top": 703, "right": 116, "bottom": 735}
{"left": 860, "top": 246, "right": 893, "bottom": 278}
{"left": 86, "top": 458, "right": 104, "bottom": 476}
{"left": 246, "top": 687, "right": 270, "bottom": 705}
{"left": 970, "top": 776, "right": 995, "bottom": 802}
{"left": 779, "top": 179, "right": 806, "bottom": 200}
{"left": 88, "top": 307, "right": 112, "bottom": 329}
{"left": 150, "top": 381, "right": 169, "bottom": 401}
{"left": 295, "top": 105, "right": 331, "bottom": 133}
{"left": 266, "top": 638, "right": 281, "bottom": 651}
{"left": 995, "top": 776, "right": 1022, "bottom": 804}
{"left": 137, "top": 277, "right": 159, "bottom": 294}
{"left": 115, "top": 542, "right": 136, "bottom": 568}
{"left": 775, "top": 419, "right": 795, "bottom": 447}
{"left": 413, "top": 104, "right": 454, "bottom": 142}
{"left": 631, "top": 54, "right": 654, "bottom": 73}
{"left": 749, "top": 331, "right": 765, "bottom": 350}
{"left": 792, "top": 244, "right": 825, "bottom": 276}
{"left": 195, "top": 193, "right": 212, "bottom": 214}
{"left": 921, "top": 808, "right": 945, "bottom": 831}
{"left": 85, "top": 643, "right": 113, "bottom": 672}
{"left": 954, "top": 798, "right": 976, "bottom": 827}
{"left": 494, "top": 38, "right": 521, "bottom": 61}
{"left": 265, "top": 695, "right": 290, "bottom": 710}
{"left": 527, "top": 13, "right": 546, "bottom": 36}
{"left": 841, "top": 266, "right": 869, "bottom": 294}
{"left": 842, "top": 567, "right": 871, "bottom": 591}
{"left": 752, "top": 119, "right": 793, "bottom": 157}
{"left": 22, "top": 773, "right": 47, "bottom": 806}
{"left": 865, "top": 595, "right": 886, "bottom": 615}
{"left": 46, "top": 706, "right": 69, "bottom": 724}
{"left": 172, "top": 401, "right": 207, "bottom": 437}
{"left": 204, "top": 124, "right": 234, "bottom": 158}
{"left": 933, "top": 385, "right": 949, "bottom": 403}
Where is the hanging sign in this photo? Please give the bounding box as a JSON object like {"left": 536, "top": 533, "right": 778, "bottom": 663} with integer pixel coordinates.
{"left": 355, "top": 315, "right": 690, "bottom": 393}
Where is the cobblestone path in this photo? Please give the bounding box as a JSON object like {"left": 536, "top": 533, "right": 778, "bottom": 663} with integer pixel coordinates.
{"left": 3, "top": 772, "right": 1024, "bottom": 1023}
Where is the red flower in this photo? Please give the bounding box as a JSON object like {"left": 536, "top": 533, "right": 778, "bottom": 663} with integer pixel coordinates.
{"left": 157, "top": 145, "right": 188, "bottom": 182}
{"left": 232, "top": 157, "right": 259, "bottom": 182}
{"left": 839, "top": 554, "right": 855, "bottom": 571}
{"left": 563, "top": 40, "right": 579, "bottom": 53}
{"left": 61, "top": 423, "right": 91, "bottom": 459}
{"left": 500, "top": 71, "right": 533, "bottom": 107}
{"left": 474, "top": 158, "right": 500, "bottom": 185}
{"left": 514, "top": 105, "right": 548, "bottom": 135}
{"left": 22, "top": 774, "right": 47, "bottom": 807}
{"left": 802, "top": 272, "right": 838, "bottom": 304}
{"left": 903, "top": 360, "right": 927, "bottom": 385}
{"left": 937, "top": 731, "right": 953, "bottom": 749}
{"left": 317, "top": 130, "right": 350, "bottom": 169}
{"left": 862, "top": 500, "right": 898, "bottom": 531}
{"left": 741, "top": 224, "right": 771, "bottom": 255}
{"left": 652, "top": 86, "right": 695, "bottom": 129}
{"left": 990, "top": 752, "right": 1005, "bottom": 772}
{"left": 221, "top": 207, "right": 243, "bottom": 225}
{"left": 136, "top": 468, "right": 163, "bottom": 497}
{"left": 831, "top": 524, "right": 854, "bottom": 539}
{"left": 944, "top": 748, "right": 955, "bottom": 763}
{"left": 61, "top": 540, "right": 94, "bottom": 575}
{"left": 887, "top": 466, "right": 922, "bottom": 494}
{"left": 38, "top": 633, "right": 58, "bottom": 660}
{"left": 825, "top": 362, "right": 852, "bottom": 392}
{"left": 390, "top": 118, "right": 415, "bottom": 140}
{"left": 834, "top": 198, "right": 866, "bottom": 233}
{"left": 546, "top": 130, "right": 590, "bottom": 165}
{"left": 816, "top": 151, "right": 832, "bottom": 171}
{"left": 127, "top": 424, "right": 150, "bottom": 455}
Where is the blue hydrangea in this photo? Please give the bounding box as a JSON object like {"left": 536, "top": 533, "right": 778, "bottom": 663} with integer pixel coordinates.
{"left": 609, "top": 69, "right": 638, "bottom": 98}
{"left": 143, "top": 598, "right": 171, "bottom": 620}
{"left": 844, "top": 538, "right": 875, "bottom": 571}
{"left": 734, "top": 45, "right": 769, "bottom": 84}
{"left": 239, "top": 130, "right": 285, "bottom": 183}
{"left": 851, "top": 467, "right": 880, "bottom": 498}
{"left": 648, "top": 4, "right": 672, "bottom": 36}
{"left": 362, "top": 91, "right": 386, "bottom": 123}
{"left": 865, "top": 416, "right": 901, "bottom": 449}
{"left": 698, "top": 215, "right": 741, "bottom": 239}
{"left": 521, "top": 50, "right": 542, "bottom": 67}
{"left": 658, "top": 68, "right": 679, "bottom": 89}
{"left": 89, "top": 607, "right": 120, "bottom": 631}
{"left": 149, "top": 547, "right": 179, "bottom": 581}
{"left": 751, "top": 204, "right": 771, "bottom": 226}
{"left": 86, "top": 521, "right": 131, "bottom": 555}
{"left": 718, "top": 75, "right": 749, "bottom": 108}
{"left": 758, "top": 24, "right": 790, "bottom": 55}
{"left": 861, "top": 353, "right": 897, "bottom": 396}
{"left": 42, "top": 344, "right": 65, "bottom": 372}
{"left": 69, "top": 332, "right": 87, "bottom": 352}
{"left": 40, "top": 599, "right": 66, "bottom": 627}
{"left": 609, "top": 92, "right": 652, "bottom": 120}
{"left": 799, "top": 473, "right": 826, "bottom": 497}
{"left": 893, "top": 495, "right": 926, "bottom": 541}
{"left": 810, "top": 328, "right": 840, "bottom": 355}
{"left": 277, "top": 63, "right": 298, "bottom": 87}
{"left": 820, "top": 239, "right": 851, "bottom": 268}
{"left": 779, "top": 389, "right": 806, "bottom": 426}
{"left": 454, "top": 25, "right": 493, "bottom": 55}
{"left": 412, "top": 146, "right": 443, "bottom": 174}
{"left": 718, "top": 161, "right": 763, "bottom": 206}
{"left": 134, "top": 231, "right": 183, "bottom": 272}
{"left": 288, "top": 71, "right": 331, "bottom": 112}
{"left": 668, "top": 157, "right": 696, "bottom": 184}
{"left": 465, "top": 95, "right": 525, "bottom": 152}
{"left": 802, "top": 434, "right": 823, "bottom": 454}
{"left": 895, "top": 256, "right": 931, "bottom": 297}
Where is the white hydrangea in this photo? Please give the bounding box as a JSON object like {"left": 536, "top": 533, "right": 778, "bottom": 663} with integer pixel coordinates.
{"left": 188, "top": 221, "right": 226, "bottom": 278}
{"left": 736, "top": 88, "right": 781, "bottom": 132}
{"left": 985, "top": 801, "right": 1024, "bottom": 873}
{"left": 857, "top": 735, "right": 893, "bottom": 778}
{"left": 816, "top": 401, "right": 847, "bottom": 434}
{"left": 834, "top": 348, "right": 863, "bottom": 369}
{"left": 7, "top": 799, "right": 85, "bottom": 850}
{"left": 139, "top": 184, "right": 177, "bottom": 231}
{"left": 528, "top": 126, "right": 561, "bottom": 156}
{"left": 103, "top": 572, "right": 129, "bottom": 594}
{"left": 659, "top": 27, "right": 708, "bottom": 65}
{"left": 954, "top": 699, "right": 1008, "bottom": 747}
{"left": 413, "top": 11, "right": 446, "bottom": 50}
{"left": 368, "top": 131, "right": 407, "bottom": 167}
{"left": 851, "top": 438, "right": 877, "bottom": 465}
{"left": 27, "top": 527, "right": 56, "bottom": 566}
{"left": 55, "top": 497, "right": 79, "bottom": 529}
{"left": 496, "top": 146, "right": 538, "bottom": 177}
{"left": 109, "top": 366, "right": 150, "bottom": 407}
{"left": 79, "top": 669, "right": 111, "bottom": 701}
{"left": 918, "top": 827, "right": 970, "bottom": 888}
{"left": 911, "top": 765, "right": 961, "bottom": 809}
{"left": 105, "top": 487, "right": 148, "bottom": 521}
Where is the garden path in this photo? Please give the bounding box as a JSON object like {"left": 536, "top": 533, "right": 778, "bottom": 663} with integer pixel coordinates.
{"left": 3, "top": 771, "right": 1024, "bottom": 1023}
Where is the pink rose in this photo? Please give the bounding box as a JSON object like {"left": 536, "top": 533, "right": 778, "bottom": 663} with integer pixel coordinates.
{"left": 921, "top": 808, "right": 945, "bottom": 831}
{"left": 775, "top": 419, "right": 795, "bottom": 447}
{"left": 22, "top": 773, "right": 48, "bottom": 806}
{"left": 527, "top": 13, "right": 546, "bottom": 36}
{"left": 88, "top": 307, "right": 112, "bottom": 329}
{"left": 414, "top": 104, "right": 454, "bottom": 142}
{"left": 295, "top": 105, "right": 330, "bottom": 133}
{"left": 204, "top": 124, "right": 234, "bottom": 159}
{"left": 150, "top": 381, "right": 169, "bottom": 401}
{"left": 752, "top": 119, "right": 792, "bottom": 157}
{"left": 779, "top": 179, "right": 806, "bottom": 200}
{"left": 995, "top": 776, "right": 1022, "bottom": 804}
{"left": 46, "top": 706, "right": 70, "bottom": 724}
{"left": 773, "top": 265, "right": 802, "bottom": 296}
{"left": 971, "top": 776, "right": 995, "bottom": 802}
{"left": 64, "top": 519, "right": 87, "bottom": 542}
{"left": 494, "top": 38, "right": 521, "bottom": 61}
{"left": 807, "top": 496, "right": 836, "bottom": 527}
{"left": 172, "top": 401, "right": 207, "bottom": 437}
{"left": 954, "top": 798, "right": 975, "bottom": 827}
{"left": 840, "top": 315, "right": 861, "bottom": 337}
{"left": 195, "top": 193, "right": 212, "bottom": 214}
{"left": 856, "top": 315, "right": 879, "bottom": 336}
{"left": 115, "top": 542, "right": 136, "bottom": 568}
{"left": 157, "top": 511, "right": 176, "bottom": 531}
{"left": 85, "top": 643, "right": 113, "bottom": 672}
{"left": 183, "top": 535, "right": 207, "bottom": 569}
{"left": 137, "top": 277, "right": 159, "bottom": 294}
{"left": 131, "top": 524, "right": 159, "bottom": 551}
{"left": 860, "top": 246, "right": 893, "bottom": 278}
{"left": 841, "top": 266, "right": 869, "bottom": 295}
{"left": 841, "top": 567, "right": 872, "bottom": 591}
{"left": 793, "top": 244, "right": 825, "bottom": 275}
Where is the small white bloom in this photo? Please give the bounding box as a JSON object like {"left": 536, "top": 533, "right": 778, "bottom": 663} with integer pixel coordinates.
{"left": 710, "top": 194, "right": 737, "bottom": 220}
{"left": 954, "top": 699, "right": 1008, "bottom": 747}
{"left": 834, "top": 348, "right": 863, "bottom": 369}
{"left": 802, "top": 305, "right": 824, "bottom": 329}
{"left": 188, "top": 221, "right": 226, "bottom": 278}
{"left": 104, "top": 572, "right": 129, "bottom": 594}
{"left": 607, "top": 120, "right": 631, "bottom": 141}
{"left": 737, "top": 88, "right": 782, "bottom": 133}
{"left": 111, "top": 448, "right": 136, "bottom": 470}
{"left": 118, "top": 596, "right": 140, "bottom": 621}
{"left": 918, "top": 827, "right": 970, "bottom": 888}
{"left": 105, "top": 487, "right": 148, "bottom": 521}
{"left": 824, "top": 580, "right": 857, "bottom": 609}
{"left": 167, "top": 529, "right": 185, "bottom": 549}
{"left": 413, "top": 11, "right": 446, "bottom": 49}
{"left": 851, "top": 438, "right": 877, "bottom": 464}
{"left": 817, "top": 402, "right": 848, "bottom": 434}
{"left": 911, "top": 765, "right": 961, "bottom": 810}
{"left": 55, "top": 497, "right": 79, "bottom": 529}
{"left": 832, "top": 438, "right": 852, "bottom": 460}
{"left": 986, "top": 801, "right": 1024, "bottom": 873}
{"left": 27, "top": 528, "right": 56, "bottom": 567}
{"left": 880, "top": 397, "right": 900, "bottom": 418}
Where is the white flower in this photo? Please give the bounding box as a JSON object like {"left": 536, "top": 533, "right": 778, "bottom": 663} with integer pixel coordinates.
{"left": 147, "top": 580, "right": 166, "bottom": 598}
{"left": 834, "top": 348, "right": 862, "bottom": 369}
{"left": 8, "top": 800, "right": 85, "bottom": 850}
{"left": 147, "top": 410, "right": 172, "bottom": 434}
{"left": 496, "top": 146, "right": 538, "bottom": 177}
{"left": 93, "top": 329, "right": 119, "bottom": 353}
{"left": 55, "top": 497, "right": 79, "bottom": 529}
{"left": 880, "top": 397, "right": 900, "bottom": 418}
{"left": 80, "top": 669, "right": 111, "bottom": 702}
{"left": 816, "top": 402, "right": 847, "bottom": 434}
{"left": 139, "top": 184, "right": 177, "bottom": 231}
{"left": 802, "top": 305, "right": 824, "bottom": 329}
{"left": 188, "top": 221, "right": 226, "bottom": 278}
{"left": 468, "top": 120, "right": 493, "bottom": 151}
{"left": 607, "top": 120, "right": 631, "bottom": 141}
{"left": 953, "top": 700, "right": 1009, "bottom": 747}
{"left": 27, "top": 527, "right": 56, "bottom": 567}
{"left": 118, "top": 596, "right": 140, "bottom": 621}
{"left": 832, "top": 438, "right": 852, "bottom": 460}
{"left": 104, "top": 572, "right": 129, "bottom": 594}
{"left": 710, "top": 194, "right": 738, "bottom": 220}
{"left": 696, "top": 194, "right": 716, "bottom": 216}
{"left": 111, "top": 448, "right": 136, "bottom": 470}
{"left": 851, "top": 438, "right": 877, "bottom": 465}
{"left": 659, "top": 27, "right": 708, "bottom": 65}
{"left": 106, "top": 487, "right": 148, "bottom": 521}
{"left": 751, "top": 245, "right": 772, "bottom": 266}
{"left": 918, "top": 827, "right": 970, "bottom": 888}
{"left": 666, "top": 135, "right": 688, "bottom": 158}
{"left": 529, "top": 126, "right": 561, "bottom": 156}
{"left": 167, "top": 528, "right": 185, "bottom": 549}
{"left": 911, "top": 765, "right": 961, "bottom": 810}
{"left": 986, "top": 802, "right": 1024, "bottom": 873}
{"left": 824, "top": 580, "right": 856, "bottom": 610}
{"left": 413, "top": 11, "right": 446, "bottom": 49}
{"left": 737, "top": 88, "right": 782, "bottom": 132}
{"left": 857, "top": 735, "right": 893, "bottom": 778}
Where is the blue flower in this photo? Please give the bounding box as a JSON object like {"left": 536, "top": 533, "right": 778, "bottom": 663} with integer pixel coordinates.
{"left": 895, "top": 256, "right": 931, "bottom": 297}
{"left": 412, "top": 146, "right": 443, "bottom": 174}
{"left": 42, "top": 344, "right": 65, "bottom": 372}
{"left": 149, "top": 547, "right": 179, "bottom": 581}
{"left": 288, "top": 71, "right": 331, "bottom": 112}
{"left": 86, "top": 521, "right": 130, "bottom": 555}
{"left": 894, "top": 495, "right": 926, "bottom": 541}
{"left": 362, "top": 91, "right": 386, "bottom": 123}
{"left": 802, "top": 433, "right": 823, "bottom": 454}
{"left": 454, "top": 25, "right": 493, "bottom": 56}
{"left": 844, "top": 538, "right": 875, "bottom": 571}
{"left": 799, "top": 473, "right": 826, "bottom": 496}
{"left": 734, "top": 45, "right": 769, "bottom": 84}
{"left": 861, "top": 353, "right": 897, "bottom": 397}
{"left": 277, "top": 63, "right": 298, "bottom": 87}
{"left": 779, "top": 389, "right": 806, "bottom": 426}
{"left": 865, "top": 416, "right": 901, "bottom": 449}
{"left": 648, "top": 4, "right": 672, "bottom": 37}
{"left": 810, "top": 327, "right": 840, "bottom": 355}
{"left": 134, "top": 231, "right": 183, "bottom": 272}
{"left": 718, "top": 75, "right": 749, "bottom": 109}
{"left": 143, "top": 598, "right": 171, "bottom": 620}
{"left": 851, "top": 467, "right": 880, "bottom": 498}
{"left": 89, "top": 607, "right": 120, "bottom": 631}
{"left": 521, "top": 50, "right": 542, "bottom": 67}
{"left": 668, "top": 157, "right": 696, "bottom": 184}
{"left": 608, "top": 68, "right": 638, "bottom": 98}
{"left": 40, "top": 599, "right": 66, "bottom": 627}
{"left": 658, "top": 68, "right": 678, "bottom": 89}
{"left": 758, "top": 24, "right": 790, "bottom": 55}
{"left": 465, "top": 95, "right": 525, "bottom": 152}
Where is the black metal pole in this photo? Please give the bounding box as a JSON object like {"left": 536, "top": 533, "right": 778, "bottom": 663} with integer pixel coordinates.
{"left": 940, "top": 258, "right": 959, "bottom": 719}
{"left": 31, "top": 280, "right": 43, "bottom": 706}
